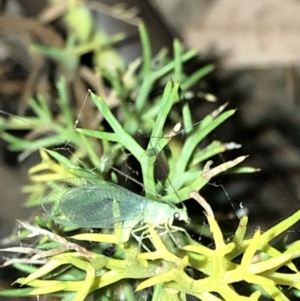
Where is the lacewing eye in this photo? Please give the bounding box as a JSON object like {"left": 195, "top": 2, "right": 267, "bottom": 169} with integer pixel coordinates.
{"left": 173, "top": 212, "right": 180, "bottom": 220}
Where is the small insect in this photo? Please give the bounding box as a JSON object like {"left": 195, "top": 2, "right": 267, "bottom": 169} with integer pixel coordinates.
{"left": 40, "top": 177, "right": 190, "bottom": 243}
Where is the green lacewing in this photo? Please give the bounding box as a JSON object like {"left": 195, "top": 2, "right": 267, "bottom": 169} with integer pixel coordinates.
{"left": 40, "top": 177, "right": 189, "bottom": 242}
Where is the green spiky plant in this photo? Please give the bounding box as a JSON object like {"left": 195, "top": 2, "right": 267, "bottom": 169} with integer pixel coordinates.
{"left": 0, "top": 2, "right": 300, "bottom": 301}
